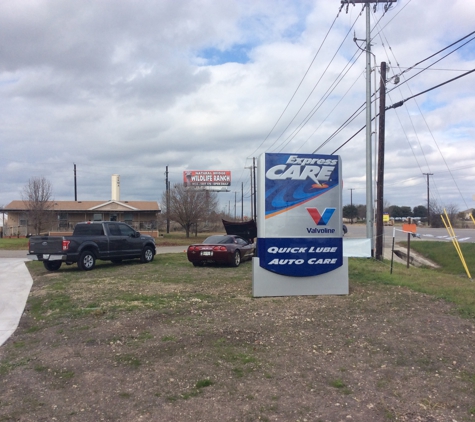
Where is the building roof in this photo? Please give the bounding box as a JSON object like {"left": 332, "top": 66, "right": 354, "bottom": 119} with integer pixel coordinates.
{"left": 1, "top": 200, "right": 161, "bottom": 212}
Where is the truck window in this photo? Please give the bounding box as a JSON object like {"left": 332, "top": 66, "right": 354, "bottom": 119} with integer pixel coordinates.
{"left": 108, "top": 224, "right": 121, "bottom": 236}
{"left": 119, "top": 224, "right": 135, "bottom": 237}
{"left": 74, "top": 224, "right": 105, "bottom": 236}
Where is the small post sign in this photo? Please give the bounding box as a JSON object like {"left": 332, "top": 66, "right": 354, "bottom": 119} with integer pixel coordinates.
{"left": 252, "top": 153, "right": 348, "bottom": 297}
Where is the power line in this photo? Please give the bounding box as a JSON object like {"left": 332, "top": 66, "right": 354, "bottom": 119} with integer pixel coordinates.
{"left": 386, "top": 68, "right": 475, "bottom": 110}
{"left": 247, "top": 8, "right": 343, "bottom": 159}
{"left": 330, "top": 67, "right": 475, "bottom": 154}
{"left": 372, "top": 22, "right": 475, "bottom": 211}
{"left": 386, "top": 35, "right": 475, "bottom": 94}
{"left": 276, "top": 49, "right": 364, "bottom": 153}
{"left": 313, "top": 30, "right": 475, "bottom": 154}
{"left": 390, "top": 30, "right": 475, "bottom": 83}
{"left": 297, "top": 69, "right": 364, "bottom": 153}
{"left": 266, "top": 9, "right": 364, "bottom": 153}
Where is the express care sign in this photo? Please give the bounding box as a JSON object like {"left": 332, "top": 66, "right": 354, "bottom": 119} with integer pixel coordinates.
{"left": 257, "top": 153, "right": 343, "bottom": 277}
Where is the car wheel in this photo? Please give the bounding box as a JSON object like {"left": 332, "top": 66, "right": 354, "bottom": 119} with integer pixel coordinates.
{"left": 43, "top": 261, "right": 62, "bottom": 271}
{"left": 78, "top": 250, "right": 96, "bottom": 271}
{"left": 231, "top": 250, "right": 241, "bottom": 267}
{"left": 140, "top": 246, "right": 154, "bottom": 263}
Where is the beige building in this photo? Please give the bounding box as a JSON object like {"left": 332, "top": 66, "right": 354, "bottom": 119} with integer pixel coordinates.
{"left": 1, "top": 199, "right": 161, "bottom": 237}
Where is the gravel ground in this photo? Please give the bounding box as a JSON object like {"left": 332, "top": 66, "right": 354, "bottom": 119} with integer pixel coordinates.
{"left": 1, "top": 258, "right": 475, "bottom": 421}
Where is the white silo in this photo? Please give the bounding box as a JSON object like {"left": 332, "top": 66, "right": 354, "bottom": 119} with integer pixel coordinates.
{"left": 112, "top": 174, "right": 120, "bottom": 201}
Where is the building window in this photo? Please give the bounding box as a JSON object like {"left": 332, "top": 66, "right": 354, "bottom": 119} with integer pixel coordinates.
{"left": 124, "top": 213, "right": 133, "bottom": 224}
{"left": 93, "top": 213, "right": 103, "bottom": 221}
{"left": 58, "top": 213, "right": 68, "bottom": 228}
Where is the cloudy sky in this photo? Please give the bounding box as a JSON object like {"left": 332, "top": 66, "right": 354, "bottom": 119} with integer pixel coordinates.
{"left": 1, "top": 0, "right": 474, "bottom": 217}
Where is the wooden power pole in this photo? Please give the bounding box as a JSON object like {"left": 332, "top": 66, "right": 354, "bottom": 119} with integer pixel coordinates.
{"left": 375, "top": 61, "right": 387, "bottom": 261}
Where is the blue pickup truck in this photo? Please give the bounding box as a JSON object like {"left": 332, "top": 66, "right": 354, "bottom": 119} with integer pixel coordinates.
{"left": 27, "top": 221, "right": 156, "bottom": 271}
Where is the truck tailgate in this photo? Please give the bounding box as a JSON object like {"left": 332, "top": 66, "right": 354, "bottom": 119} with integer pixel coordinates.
{"left": 28, "top": 236, "right": 65, "bottom": 255}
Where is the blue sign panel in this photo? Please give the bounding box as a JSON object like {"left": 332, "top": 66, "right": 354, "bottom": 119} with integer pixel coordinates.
{"left": 258, "top": 237, "right": 343, "bottom": 277}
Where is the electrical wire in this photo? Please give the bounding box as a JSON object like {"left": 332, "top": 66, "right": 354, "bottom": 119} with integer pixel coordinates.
{"left": 265, "top": 8, "right": 365, "bottom": 154}
{"left": 313, "top": 26, "right": 475, "bottom": 156}
{"left": 372, "top": 21, "right": 475, "bottom": 210}
{"left": 391, "top": 30, "right": 475, "bottom": 83}
{"left": 387, "top": 35, "right": 475, "bottom": 95}
{"left": 330, "top": 67, "right": 475, "bottom": 154}
{"left": 275, "top": 49, "right": 365, "bottom": 153}
{"left": 386, "top": 68, "right": 475, "bottom": 110}
{"left": 322, "top": 29, "right": 475, "bottom": 154}
{"left": 296, "top": 69, "right": 364, "bottom": 153}
{"left": 246, "top": 7, "right": 344, "bottom": 160}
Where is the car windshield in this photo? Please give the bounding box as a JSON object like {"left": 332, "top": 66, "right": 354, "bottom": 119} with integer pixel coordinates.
{"left": 203, "top": 235, "right": 233, "bottom": 244}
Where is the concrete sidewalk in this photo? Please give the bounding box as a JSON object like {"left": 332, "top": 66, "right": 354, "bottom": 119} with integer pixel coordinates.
{"left": 0, "top": 257, "right": 32, "bottom": 346}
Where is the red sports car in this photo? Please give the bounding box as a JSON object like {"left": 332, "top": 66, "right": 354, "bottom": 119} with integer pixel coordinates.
{"left": 187, "top": 234, "right": 255, "bottom": 267}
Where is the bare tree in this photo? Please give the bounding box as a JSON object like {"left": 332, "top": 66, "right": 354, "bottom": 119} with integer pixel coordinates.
{"left": 162, "top": 184, "right": 219, "bottom": 237}
{"left": 22, "top": 176, "right": 54, "bottom": 234}
{"left": 429, "top": 199, "right": 459, "bottom": 228}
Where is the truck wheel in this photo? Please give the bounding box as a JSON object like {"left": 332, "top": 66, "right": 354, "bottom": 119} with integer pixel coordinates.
{"left": 231, "top": 250, "right": 241, "bottom": 267}
{"left": 140, "top": 246, "right": 154, "bottom": 263}
{"left": 43, "top": 261, "right": 62, "bottom": 271}
{"left": 78, "top": 250, "right": 96, "bottom": 271}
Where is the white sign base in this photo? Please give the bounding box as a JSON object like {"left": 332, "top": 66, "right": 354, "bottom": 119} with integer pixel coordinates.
{"left": 252, "top": 257, "right": 349, "bottom": 297}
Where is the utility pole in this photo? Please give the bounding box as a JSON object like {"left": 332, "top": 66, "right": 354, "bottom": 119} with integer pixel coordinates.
{"left": 348, "top": 188, "right": 354, "bottom": 224}
{"left": 252, "top": 157, "right": 257, "bottom": 222}
{"left": 342, "top": 0, "right": 397, "bottom": 257}
{"left": 241, "top": 182, "right": 244, "bottom": 221}
{"left": 245, "top": 163, "right": 254, "bottom": 220}
{"left": 74, "top": 163, "right": 77, "bottom": 201}
{"left": 364, "top": 2, "right": 373, "bottom": 255}
{"left": 165, "top": 166, "right": 170, "bottom": 234}
{"left": 423, "top": 173, "right": 433, "bottom": 227}
{"left": 375, "top": 61, "right": 387, "bottom": 261}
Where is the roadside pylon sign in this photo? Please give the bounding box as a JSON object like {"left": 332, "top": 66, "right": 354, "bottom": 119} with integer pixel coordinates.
{"left": 252, "top": 153, "right": 349, "bottom": 297}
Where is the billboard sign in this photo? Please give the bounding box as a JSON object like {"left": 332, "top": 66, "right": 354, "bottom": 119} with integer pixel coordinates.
{"left": 183, "top": 170, "right": 231, "bottom": 187}
{"left": 253, "top": 153, "right": 348, "bottom": 297}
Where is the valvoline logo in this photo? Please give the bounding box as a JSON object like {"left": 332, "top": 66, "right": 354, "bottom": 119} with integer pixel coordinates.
{"left": 306, "top": 207, "right": 335, "bottom": 225}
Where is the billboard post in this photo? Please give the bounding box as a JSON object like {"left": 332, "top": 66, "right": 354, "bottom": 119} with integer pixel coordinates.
{"left": 252, "top": 153, "right": 348, "bottom": 297}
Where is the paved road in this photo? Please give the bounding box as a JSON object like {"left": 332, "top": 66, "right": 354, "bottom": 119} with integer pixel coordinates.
{"left": 345, "top": 225, "right": 474, "bottom": 247}
{"left": 0, "top": 250, "right": 29, "bottom": 258}
{"left": 2, "top": 227, "right": 471, "bottom": 260}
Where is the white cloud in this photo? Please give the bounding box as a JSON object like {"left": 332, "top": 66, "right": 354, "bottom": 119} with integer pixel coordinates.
{"left": 1, "top": 0, "right": 475, "bottom": 217}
